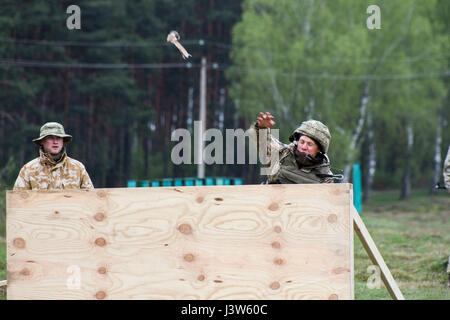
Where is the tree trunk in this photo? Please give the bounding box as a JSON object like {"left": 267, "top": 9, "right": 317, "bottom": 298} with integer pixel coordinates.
{"left": 363, "top": 111, "right": 376, "bottom": 202}
{"left": 305, "top": 96, "right": 315, "bottom": 120}
{"left": 343, "top": 82, "right": 370, "bottom": 181}
{"left": 218, "top": 88, "right": 226, "bottom": 176}
{"left": 123, "top": 122, "right": 131, "bottom": 186}
{"left": 40, "top": 90, "right": 48, "bottom": 124}
{"left": 400, "top": 120, "right": 414, "bottom": 199}
{"left": 431, "top": 112, "right": 442, "bottom": 195}
{"left": 87, "top": 95, "right": 94, "bottom": 165}
{"left": 187, "top": 86, "right": 194, "bottom": 132}
{"left": 63, "top": 68, "right": 70, "bottom": 125}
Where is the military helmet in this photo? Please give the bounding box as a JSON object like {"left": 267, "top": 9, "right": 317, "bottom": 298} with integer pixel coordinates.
{"left": 289, "top": 120, "right": 331, "bottom": 153}
{"left": 32, "top": 122, "right": 72, "bottom": 146}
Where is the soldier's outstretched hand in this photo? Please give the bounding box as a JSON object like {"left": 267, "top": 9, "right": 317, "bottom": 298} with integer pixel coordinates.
{"left": 257, "top": 112, "right": 276, "bottom": 128}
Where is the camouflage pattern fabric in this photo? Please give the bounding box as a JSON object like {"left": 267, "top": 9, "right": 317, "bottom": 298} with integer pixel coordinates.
{"left": 444, "top": 145, "right": 450, "bottom": 190}
{"left": 13, "top": 149, "right": 93, "bottom": 190}
{"left": 248, "top": 122, "right": 333, "bottom": 184}
{"left": 33, "top": 122, "right": 72, "bottom": 146}
{"left": 273, "top": 147, "right": 333, "bottom": 184}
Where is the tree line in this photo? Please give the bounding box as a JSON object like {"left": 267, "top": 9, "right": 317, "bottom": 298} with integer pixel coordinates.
{"left": 0, "top": 0, "right": 449, "bottom": 202}
{"left": 227, "top": 0, "right": 449, "bottom": 199}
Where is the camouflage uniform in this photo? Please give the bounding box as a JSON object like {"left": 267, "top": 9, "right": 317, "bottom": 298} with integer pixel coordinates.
{"left": 444, "top": 145, "right": 450, "bottom": 190}
{"left": 248, "top": 120, "right": 333, "bottom": 184}
{"left": 13, "top": 122, "right": 94, "bottom": 190}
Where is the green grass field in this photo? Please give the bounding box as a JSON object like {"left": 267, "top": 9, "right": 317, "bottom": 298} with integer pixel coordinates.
{"left": 354, "top": 190, "right": 449, "bottom": 300}
{"left": 0, "top": 189, "right": 448, "bottom": 300}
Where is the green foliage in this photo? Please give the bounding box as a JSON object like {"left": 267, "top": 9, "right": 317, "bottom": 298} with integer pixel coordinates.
{"left": 0, "top": 0, "right": 448, "bottom": 191}
{"left": 0, "top": 0, "right": 243, "bottom": 187}
{"left": 228, "top": 0, "right": 449, "bottom": 189}
{"left": 0, "top": 157, "right": 17, "bottom": 237}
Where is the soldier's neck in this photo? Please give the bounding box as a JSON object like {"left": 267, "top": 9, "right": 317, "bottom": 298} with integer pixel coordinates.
{"left": 41, "top": 147, "right": 66, "bottom": 164}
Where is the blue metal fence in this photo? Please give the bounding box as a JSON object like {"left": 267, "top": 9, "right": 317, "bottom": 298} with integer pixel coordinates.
{"left": 352, "top": 163, "right": 362, "bottom": 215}
{"left": 127, "top": 177, "right": 243, "bottom": 188}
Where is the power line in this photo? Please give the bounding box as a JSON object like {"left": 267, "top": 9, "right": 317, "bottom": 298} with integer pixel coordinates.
{"left": 0, "top": 38, "right": 229, "bottom": 47}
{"left": 0, "top": 38, "right": 207, "bottom": 48}
{"left": 0, "top": 59, "right": 195, "bottom": 69}
{"left": 225, "top": 67, "right": 450, "bottom": 80}
{"left": 1, "top": 58, "right": 448, "bottom": 80}
{"left": 3, "top": 37, "right": 449, "bottom": 64}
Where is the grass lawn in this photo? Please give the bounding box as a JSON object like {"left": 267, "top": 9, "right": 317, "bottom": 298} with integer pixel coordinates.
{"left": 354, "top": 190, "right": 449, "bottom": 300}
{"left": 0, "top": 189, "right": 448, "bottom": 300}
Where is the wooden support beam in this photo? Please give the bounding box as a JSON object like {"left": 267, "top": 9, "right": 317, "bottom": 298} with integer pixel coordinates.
{"left": 352, "top": 206, "right": 404, "bottom": 300}
{"left": 446, "top": 256, "right": 450, "bottom": 288}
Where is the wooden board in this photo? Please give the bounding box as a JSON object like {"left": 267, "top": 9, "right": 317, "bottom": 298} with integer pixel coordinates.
{"left": 7, "top": 184, "right": 353, "bottom": 300}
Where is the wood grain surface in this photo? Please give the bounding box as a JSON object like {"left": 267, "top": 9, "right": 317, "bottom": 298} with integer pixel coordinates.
{"left": 7, "top": 184, "right": 353, "bottom": 300}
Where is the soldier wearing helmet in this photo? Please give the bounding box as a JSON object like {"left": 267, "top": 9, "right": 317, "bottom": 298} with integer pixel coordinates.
{"left": 13, "top": 122, "right": 94, "bottom": 190}
{"left": 249, "top": 112, "right": 334, "bottom": 184}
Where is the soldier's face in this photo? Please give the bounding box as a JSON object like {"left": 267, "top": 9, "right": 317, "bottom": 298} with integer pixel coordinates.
{"left": 41, "top": 135, "right": 64, "bottom": 155}
{"left": 297, "top": 136, "right": 319, "bottom": 158}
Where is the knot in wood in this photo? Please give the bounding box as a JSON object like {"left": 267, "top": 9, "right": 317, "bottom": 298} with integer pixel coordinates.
{"left": 274, "top": 258, "right": 284, "bottom": 265}
{"left": 95, "top": 237, "right": 107, "bottom": 247}
{"left": 95, "top": 291, "right": 107, "bottom": 300}
{"left": 183, "top": 253, "right": 195, "bottom": 262}
{"left": 96, "top": 190, "right": 107, "bottom": 198}
{"left": 273, "top": 226, "right": 282, "bottom": 233}
{"left": 13, "top": 237, "right": 26, "bottom": 249}
{"left": 196, "top": 196, "right": 204, "bottom": 203}
{"left": 197, "top": 275, "right": 205, "bottom": 281}
{"left": 271, "top": 241, "right": 281, "bottom": 249}
{"left": 327, "top": 214, "right": 338, "bottom": 223}
{"left": 20, "top": 268, "right": 31, "bottom": 276}
{"left": 178, "top": 223, "right": 192, "bottom": 235}
{"left": 20, "top": 191, "right": 29, "bottom": 199}
{"left": 94, "top": 212, "right": 106, "bottom": 222}
{"left": 270, "top": 281, "right": 280, "bottom": 290}
{"left": 98, "top": 267, "right": 107, "bottom": 275}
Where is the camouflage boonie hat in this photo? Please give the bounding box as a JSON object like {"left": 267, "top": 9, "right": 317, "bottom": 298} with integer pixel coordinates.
{"left": 33, "top": 122, "right": 72, "bottom": 146}
{"left": 289, "top": 120, "right": 331, "bottom": 153}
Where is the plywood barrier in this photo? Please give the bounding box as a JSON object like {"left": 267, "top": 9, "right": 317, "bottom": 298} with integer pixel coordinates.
{"left": 6, "top": 184, "right": 354, "bottom": 300}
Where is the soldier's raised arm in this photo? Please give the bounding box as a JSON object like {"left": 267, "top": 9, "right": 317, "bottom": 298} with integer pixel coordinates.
{"left": 248, "top": 112, "right": 286, "bottom": 158}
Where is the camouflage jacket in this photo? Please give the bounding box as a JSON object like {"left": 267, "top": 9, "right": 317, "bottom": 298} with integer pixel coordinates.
{"left": 444, "top": 145, "right": 450, "bottom": 189}
{"left": 248, "top": 123, "right": 333, "bottom": 184}
{"left": 13, "top": 149, "right": 94, "bottom": 190}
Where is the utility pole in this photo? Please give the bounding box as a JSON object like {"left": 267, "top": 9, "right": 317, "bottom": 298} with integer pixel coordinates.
{"left": 197, "top": 56, "right": 207, "bottom": 179}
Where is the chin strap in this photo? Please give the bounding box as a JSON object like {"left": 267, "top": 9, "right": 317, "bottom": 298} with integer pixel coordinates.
{"left": 315, "top": 173, "right": 344, "bottom": 182}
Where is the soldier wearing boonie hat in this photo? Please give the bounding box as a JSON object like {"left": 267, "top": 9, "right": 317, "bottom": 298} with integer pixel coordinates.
{"left": 13, "top": 122, "right": 94, "bottom": 190}
{"left": 248, "top": 112, "right": 335, "bottom": 184}
{"left": 32, "top": 122, "right": 73, "bottom": 145}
